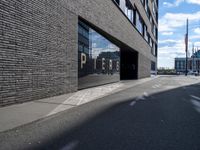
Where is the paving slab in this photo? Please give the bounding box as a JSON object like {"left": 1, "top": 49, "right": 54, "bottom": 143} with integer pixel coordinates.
{"left": 0, "top": 76, "right": 157, "bottom": 132}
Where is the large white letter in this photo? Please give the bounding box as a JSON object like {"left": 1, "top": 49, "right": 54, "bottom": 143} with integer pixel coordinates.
{"left": 109, "top": 60, "right": 113, "bottom": 70}
{"left": 102, "top": 58, "right": 105, "bottom": 70}
{"left": 81, "top": 53, "right": 87, "bottom": 69}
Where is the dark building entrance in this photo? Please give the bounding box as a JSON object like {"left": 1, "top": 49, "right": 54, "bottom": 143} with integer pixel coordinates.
{"left": 120, "top": 48, "right": 138, "bottom": 80}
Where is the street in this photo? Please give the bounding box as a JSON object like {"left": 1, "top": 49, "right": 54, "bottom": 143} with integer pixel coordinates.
{"left": 1, "top": 76, "right": 200, "bottom": 150}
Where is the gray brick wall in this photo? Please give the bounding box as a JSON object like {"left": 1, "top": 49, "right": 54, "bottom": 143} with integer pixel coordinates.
{"left": 138, "top": 53, "right": 151, "bottom": 79}
{"left": 0, "top": 0, "right": 157, "bottom": 106}
{"left": 62, "top": 0, "right": 157, "bottom": 60}
{"left": 0, "top": 0, "right": 78, "bottom": 106}
{"left": 62, "top": 0, "right": 157, "bottom": 76}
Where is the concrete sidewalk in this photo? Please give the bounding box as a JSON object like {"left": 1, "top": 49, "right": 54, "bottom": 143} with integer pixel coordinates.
{"left": 0, "top": 76, "right": 158, "bottom": 132}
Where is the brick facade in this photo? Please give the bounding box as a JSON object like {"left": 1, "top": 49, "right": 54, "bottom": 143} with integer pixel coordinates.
{"left": 0, "top": 0, "right": 157, "bottom": 106}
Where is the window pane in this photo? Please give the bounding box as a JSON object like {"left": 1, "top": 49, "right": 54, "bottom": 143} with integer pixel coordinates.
{"left": 78, "top": 21, "right": 120, "bottom": 89}
{"left": 136, "top": 11, "right": 143, "bottom": 34}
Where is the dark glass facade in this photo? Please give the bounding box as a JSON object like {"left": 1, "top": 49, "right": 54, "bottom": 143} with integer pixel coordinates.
{"left": 151, "top": 61, "right": 156, "bottom": 71}
{"left": 78, "top": 21, "right": 120, "bottom": 89}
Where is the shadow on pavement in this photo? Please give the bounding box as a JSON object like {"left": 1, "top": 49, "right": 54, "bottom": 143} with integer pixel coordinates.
{"left": 2, "top": 83, "right": 200, "bottom": 150}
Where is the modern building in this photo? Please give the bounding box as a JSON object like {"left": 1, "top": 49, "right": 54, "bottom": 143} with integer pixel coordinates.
{"left": 0, "top": 0, "right": 158, "bottom": 106}
{"left": 175, "top": 50, "right": 200, "bottom": 73}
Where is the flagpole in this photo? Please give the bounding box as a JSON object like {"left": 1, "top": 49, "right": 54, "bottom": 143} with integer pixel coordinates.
{"left": 185, "top": 19, "right": 188, "bottom": 76}
{"left": 192, "top": 43, "right": 194, "bottom": 72}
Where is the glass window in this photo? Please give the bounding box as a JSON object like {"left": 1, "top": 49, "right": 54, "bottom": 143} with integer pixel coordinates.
{"left": 153, "top": 25, "right": 156, "bottom": 37}
{"left": 84, "top": 46, "right": 89, "bottom": 54}
{"left": 147, "top": 33, "right": 150, "bottom": 43}
{"left": 144, "top": 24, "right": 148, "bottom": 41}
{"left": 156, "top": 28, "right": 158, "bottom": 39}
{"left": 152, "top": 2, "right": 157, "bottom": 18}
{"left": 136, "top": 11, "right": 143, "bottom": 34}
{"left": 151, "top": 42, "right": 154, "bottom": 54}
{"left": 151, "top": 61, "right": 156, "bottom": 71}
{"left": 113, "top": 0, "right": 136, "bottom": 24}
{"left": 147, "top": 7, "right": 150, "bottom": 19}
{"left": 78, "top": 24, "right": 89, "bottom": 39}
{"left": 149, "top": 38, "right": 153, "bottom": 48}
{"left": 155, "top": 44, "right": 157, "bottom": 57}
{"left": 127, "top": 9, "right": 134, "bottom": 22}
{"left": 150, "top": 15, "right": 152, "bottom": 24}
{"left": 120, "top": 0, "right": 126, "bottom": 12}
{"left": 152, "top": 22, "right": 154, "bottom": 34}
{"left": 145, "top": 0, "right": 148, "bottom": 12}
{"left": 78, "top": 26, "right": 82, "bottom": 34}
{"left": 156, "top": 12, "right": 158, "bottom": 22}
{"left": 152, "top": 42, "right": 156, "bottom": 56}
{"left": 125, "top": 0, "right": 134, "bottom": 23}
{"left": 78, "top": 20, "right": 120, "bottom": 89}
{"left": 141, "top": 0, "right": 145, "bottom": 5}
{"left": 78, "top": 43, "right": 84, "bottom": 52}
{"left": 114, "top": 0, "right": 120, "bottom": 5}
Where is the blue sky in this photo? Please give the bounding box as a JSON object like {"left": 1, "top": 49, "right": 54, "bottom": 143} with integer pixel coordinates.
{"left": 158, "top": 0, "right": 200, "bottom": 68}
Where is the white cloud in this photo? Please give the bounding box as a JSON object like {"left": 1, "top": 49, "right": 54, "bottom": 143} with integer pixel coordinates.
{"left": 158, "top": 39, "right": 177, "bottom": 44}
{"left": 158, "top": 39, "right": 194, "bottom": 68}
{"left": 190, "top": 35, "right": 200, "bottom": 39}
{"left": 163, "top": 2, "right": 174, "bottom": 7}
{"left": 194, "top": 42, "right": 200, "bottom": 47}
{"left": 163, "top": 0, "right": 184, "bottom": 7}
{"left": 159, "top": 39, "right": 185, "bottom": 54}
{"left": 194, "top": 28, "right": 200, "bottom": 34}
{"left": 161, "top": 32, "right": 174, "bottom": 35}
{"left": 159, "top": 1, "right": 200, "bottom": 68}
{"left": 186, "top": 0, "right": 200, "bottom": 5}
{"left": 163, "top": 0, "right": 200, "bottom": 8}
{"left": 159, "top": 11, "right": 200, "bottom": 32}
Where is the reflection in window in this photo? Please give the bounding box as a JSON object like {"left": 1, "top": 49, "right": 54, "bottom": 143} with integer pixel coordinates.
{"left": 114, "top": 0, "right": 120, "bottom": 5}
{"left": 155, "top": 44, "right": 158, "bottom": 57}
{"left": 145, "top": 0, "right": 148, "bottom": 12}
{"left": 153, "top": 25, "right": 157, "bottom": 37}
{"left": 141, "top": 0, "right": 145, "bottom": 6}
{"left": 78, "top": 20, "right": 120, "bottom": 87}
{"left": 113, "top": 0, "right": 156, "bottom": 50}
{"left": 152, "top": 2, "right": 157, "bottom": 19}
{"left": 114, "top": 0, "right": 135, "bottom": 24}
{"left": 151, "top": 61, "right": 156, "bottom": 71}
{"left": 144, "top": 24, "right": 148, "bottom": 41}
{"left": 78, "top": 43, "right": 84, "bottom": 52}
{"left": 152, "top": 42, "right": 155, "bottom": 55}
{"left": 149, "top": 38, "right": 153, "bottom": 48}
{"left": 125, "top": 0, "right": 134, "bottom": 23}
{"left": 136, "top": 11, "right": 143, "bottom": 34}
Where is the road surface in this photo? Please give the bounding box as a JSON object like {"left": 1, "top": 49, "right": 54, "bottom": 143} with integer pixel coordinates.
{"left": 1, "top": 75, "right": 200, "bottom": 150}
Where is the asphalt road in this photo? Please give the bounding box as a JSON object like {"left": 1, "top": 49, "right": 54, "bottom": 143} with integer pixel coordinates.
{"left": 1, "top": 76, "right": 200, "bottom": 150}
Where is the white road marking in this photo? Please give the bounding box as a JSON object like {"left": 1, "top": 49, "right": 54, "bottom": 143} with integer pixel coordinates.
{"left": 61, "top": 141, "right": 79, "bottom": 150}
{"left": 190, "top": 99, "right": 200, "bottom": 113}
{"left": 136, "top": 95, "right": 146, "bottom": 101}
{"left": 130, "top": 101, "right": 136, "bottom": 106}
{"left": 143, "top": 92, "right": 149, "bottom": 97}
{"left": 136, "top": 92, "right": 149, "bottom": 101}
{"left": 47, "top": 77, "right": 157, "bottom": 116}
{"left": 130, "top": 92, "right": 149, "bottom": 107}
{"left": 191, "top": 95, "right": 200, "bottom": 101}
{"left": 47, "top": 83, "right": 123, "bottom": 116}
{"left": 182, "top": 86, "right": 186, "bottom": 89}
{"left": 152, "top": 84, "right": 161, "bottom": 88}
